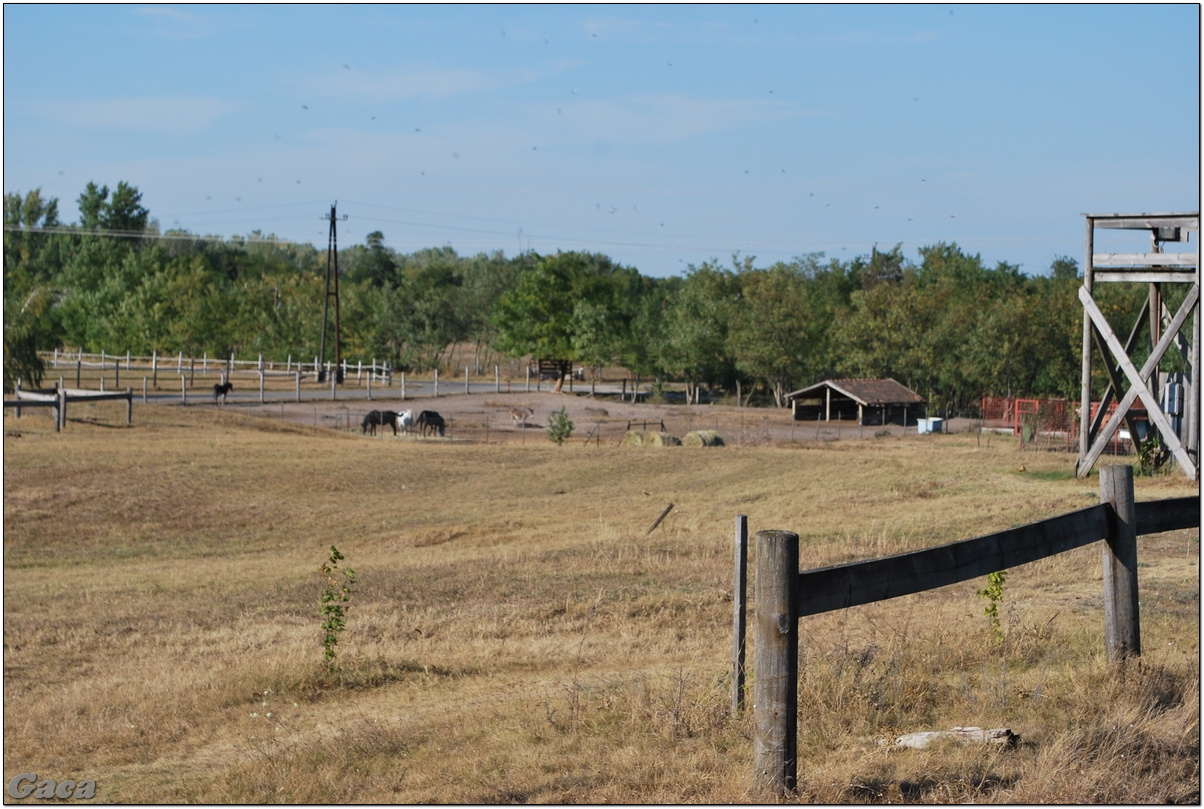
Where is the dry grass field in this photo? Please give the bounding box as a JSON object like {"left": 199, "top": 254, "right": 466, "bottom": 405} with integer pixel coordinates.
{"left": 3, "top": 400, "right": 1199, "bottom": 803}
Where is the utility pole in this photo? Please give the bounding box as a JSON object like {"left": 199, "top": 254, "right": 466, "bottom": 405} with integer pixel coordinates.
{"left": 318, "top": 202, "right": 348, "bottom": 383}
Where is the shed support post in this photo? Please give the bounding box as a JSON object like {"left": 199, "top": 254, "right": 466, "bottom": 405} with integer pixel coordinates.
{"left": 1100, "top": 465, "right": 1140, "bottom": 662}
{"left": 753, "top": 529, "right": 799, "bottom": 796}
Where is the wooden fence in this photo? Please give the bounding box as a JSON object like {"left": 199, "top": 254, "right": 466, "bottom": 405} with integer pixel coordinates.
{"left": 734, "top": 464, "right": 1200, "bottom": 795}
{"left": 4, "top": 386, "right": 133, "bottom": 431}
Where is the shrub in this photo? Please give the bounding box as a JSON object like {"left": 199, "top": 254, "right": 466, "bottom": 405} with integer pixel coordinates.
{"left": 547, "top": 407, "right": 574, "bottom": 445}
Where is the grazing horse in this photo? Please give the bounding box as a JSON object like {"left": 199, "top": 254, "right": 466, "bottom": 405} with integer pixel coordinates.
{"left": 416, "top": 410, "right": 446, "bottom": 437}
{"left": 213, "top": 381, "right": 233, "bottom": 405}
{"left": 397, "top": 409, "right": 414, "bottom": 435}
{"left": 361, "top": 409, "right": 398, "bottom": 436}
{"left": 509, "top": 407, "right": 534, "bottom": 427}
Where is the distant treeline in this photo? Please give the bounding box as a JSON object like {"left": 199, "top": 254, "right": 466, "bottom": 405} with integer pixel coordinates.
{"left": 5, "top": 183, "right": 1178, "bottom": 414}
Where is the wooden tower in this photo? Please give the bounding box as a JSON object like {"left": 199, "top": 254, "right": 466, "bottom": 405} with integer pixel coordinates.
{"left": 1077, "top": 212, "right": 1199, "bottom": 480}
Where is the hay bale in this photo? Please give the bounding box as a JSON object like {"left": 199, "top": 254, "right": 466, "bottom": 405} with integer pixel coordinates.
{"left": 621, "top": 430, "right": 681, "bottom": 446}
{"left": 642, "top": 431, "right": 681, "bottom": 446}
{"left": 682, "top": 430, "right": 724, "bottom": 447}
{"left": 620, "top": 430, "right": 646, "bottom": 446}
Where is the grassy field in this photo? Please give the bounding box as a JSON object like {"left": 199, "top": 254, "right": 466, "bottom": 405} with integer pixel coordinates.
{"left": 3, "top": 403, "right": 1199, "bottom": 803}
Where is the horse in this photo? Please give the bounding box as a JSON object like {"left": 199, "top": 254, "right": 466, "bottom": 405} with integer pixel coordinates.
{"left": 213, "top": 381, "right": 233, "bottom": 405}
{"left": 397, "top": 409, "right": 414, "bottom": 435}
{"left": 509, "top": 407, "right": 534, "bottom": 427}
{"left": 416, "top": 410, "right": 446, "bottom": 437}
{"left": 361, "top": 409, "right": 398, "bottom": 436}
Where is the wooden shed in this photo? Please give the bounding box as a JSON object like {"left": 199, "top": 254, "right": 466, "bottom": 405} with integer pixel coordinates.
{"left": 786, "top": 378, "right": 926, "bottom": 425}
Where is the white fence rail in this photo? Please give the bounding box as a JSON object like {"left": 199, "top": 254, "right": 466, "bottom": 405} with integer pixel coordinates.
{"left": 40, "top": 349, "right": 395, "bottom": 384}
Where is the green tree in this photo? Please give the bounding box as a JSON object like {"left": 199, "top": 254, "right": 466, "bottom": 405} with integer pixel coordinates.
{"left": 103, "top": 181, "right": 149, "bottom": 233}
{"left": 659, "top": 261, "right": 740, "bottom": 404}
{"left": 491, "top": 252, "right": 631, "bottom": 383}
{"left": 76, "top": 181, "right": 108, "bottom": 231}
{"left": 3, "top": 286, "right": 60, "bottom": 391}
{"left": 616, "top": 274, "right": 676, "bottom": 393}
{"left": 728, "top": 262, "right": 824, "bottom": 407}
{"left": 4, "top": 189, "right": 64, "bottom": 301}
{"left": 345, "top": 230, "right": 399, "bottom": 288}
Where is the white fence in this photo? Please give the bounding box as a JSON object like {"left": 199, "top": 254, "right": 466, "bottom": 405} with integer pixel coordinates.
{"left": 43, "top": 349, "right": 394, "bottom": 384}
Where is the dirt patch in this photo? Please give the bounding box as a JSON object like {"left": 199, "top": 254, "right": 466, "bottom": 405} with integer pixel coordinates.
{"left": 211, "top": 389, "right": 983, "bottom": 447}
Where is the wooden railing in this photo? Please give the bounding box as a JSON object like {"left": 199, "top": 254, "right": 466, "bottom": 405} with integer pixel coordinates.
{"left": 5, "top": 386, "right": 133, "bottom": 431}
{"left": 737, "top": 465, "right": 1200, "bottom": 795}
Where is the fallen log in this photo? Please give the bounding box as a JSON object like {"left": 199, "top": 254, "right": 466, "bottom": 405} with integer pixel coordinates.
{"left": 893, "top": 727, "right": 1018, "bottom": 750}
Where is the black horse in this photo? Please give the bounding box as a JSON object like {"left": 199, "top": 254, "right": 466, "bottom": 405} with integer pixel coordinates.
{"left": 416, "top": 410, "right": 446, "bottom": 437}
{"left": 213, "top": 381, "right": 233, "bottom": 404}
{"left": 361, "top": 409, "right": 398, "bottom": 436}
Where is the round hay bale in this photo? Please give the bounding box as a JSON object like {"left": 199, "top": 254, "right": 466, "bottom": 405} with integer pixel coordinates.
{"left": 682, "top": 430, "right": 724, "bottom": 447}
{"left": 642, "top": 431, "right": 682, "bottom": 446}
{"left": 620, "top": 430, "right": 646, "bottom": 446}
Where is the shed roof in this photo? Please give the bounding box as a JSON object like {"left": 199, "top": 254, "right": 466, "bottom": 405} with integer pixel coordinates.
{"left": 786, "top": 378, "right": 925, "bottom": 406}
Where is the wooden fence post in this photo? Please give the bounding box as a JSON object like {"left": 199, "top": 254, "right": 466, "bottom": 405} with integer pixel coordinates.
{"left": 56, "top": 387, "right": 65, "bottom": 431}
{"left": 753, "top": 529, "right": 799, "bottom": 796}
{"left": 1100, "top": 465, "right": 1140, "bottom": 662}
{"left": 125, "top": 388, "right": 132, "bottom": 424}
{"left": 732, "top": 514, "right": 749, "bottom": 715}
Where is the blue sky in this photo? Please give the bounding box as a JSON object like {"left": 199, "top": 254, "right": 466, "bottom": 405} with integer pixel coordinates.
{"left": 3, "top": 3, "right": 1199, "bottom": 277}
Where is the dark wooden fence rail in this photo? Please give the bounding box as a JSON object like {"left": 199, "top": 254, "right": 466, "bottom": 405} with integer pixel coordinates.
{"left": 742, "top": 465, "right": 1200, "bottom": 795}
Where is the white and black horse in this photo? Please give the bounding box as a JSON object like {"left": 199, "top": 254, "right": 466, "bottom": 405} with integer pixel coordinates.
{"left": 213, "top": 381, "right": 233, "bottom": 404}
{"left": 416, "top": 410, "right": 445, "bottom": 437}
{"left": 361, "top": 409, "right": 398, "bottom": 436}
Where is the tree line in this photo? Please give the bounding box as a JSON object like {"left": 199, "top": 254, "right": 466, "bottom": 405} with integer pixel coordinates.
{"left": 5, "top": 183, "right": 1170, "bottom": 415}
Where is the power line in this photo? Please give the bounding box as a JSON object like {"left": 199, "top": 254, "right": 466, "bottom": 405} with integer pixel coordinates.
{"left": 1, "top": 224, "right": 301, "bottom": 246}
